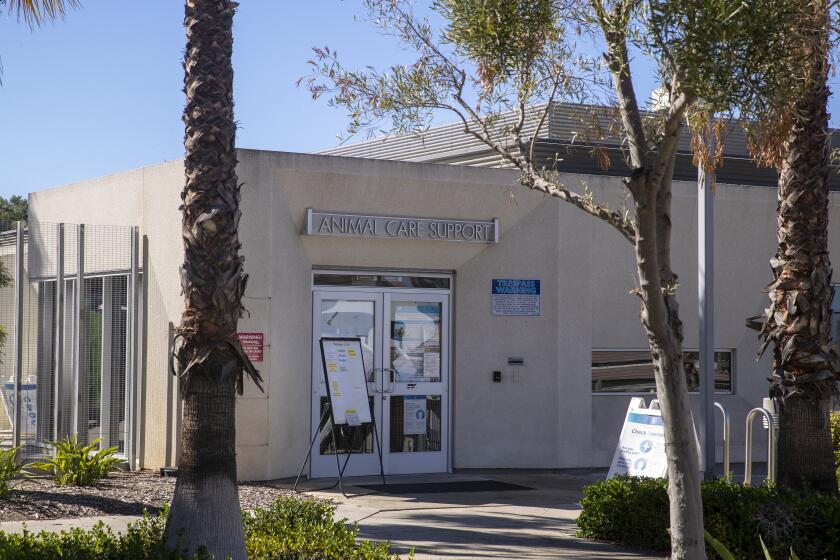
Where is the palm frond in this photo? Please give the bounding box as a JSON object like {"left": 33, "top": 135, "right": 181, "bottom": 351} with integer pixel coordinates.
{"left": 5, "top": 0, "right": 81, "bottom": 28}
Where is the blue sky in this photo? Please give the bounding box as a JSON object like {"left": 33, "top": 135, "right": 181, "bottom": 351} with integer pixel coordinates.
{"left": 0, "top": 1, "right": 408, "bottom": 198}
{"left": 2, "top": 1, "right": 840, "bottom": 200}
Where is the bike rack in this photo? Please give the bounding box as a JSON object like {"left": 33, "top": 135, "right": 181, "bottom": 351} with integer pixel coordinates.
{"left": 744, "top": 407, "right": 776, "bottom": 486}
{"left": 648, "top": 399, "right": 730, "bottom": 479}
{"left": 714, "top": 402, "right": 730, "bottom": 479}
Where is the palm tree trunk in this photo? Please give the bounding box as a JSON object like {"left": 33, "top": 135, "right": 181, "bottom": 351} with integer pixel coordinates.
{"left": 164, "top": 1, "right": 260, "bottom": 557}
{"left": 761, "top": 1, "right": 838, "bottom": 493}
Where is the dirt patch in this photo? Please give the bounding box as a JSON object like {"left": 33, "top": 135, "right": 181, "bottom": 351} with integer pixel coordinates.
{"left": 0, "top": 470, "right": 294, "bottom": 522}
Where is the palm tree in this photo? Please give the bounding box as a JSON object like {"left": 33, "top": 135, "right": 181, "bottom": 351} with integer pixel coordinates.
{"left": 3, "top": 0, "right": 79, "bottom": 26}
{"left": 164, "top": 1, "right": 261, "bottom": 558}
{"left": 753, "top": 0, "right": 839, "bottom": 493}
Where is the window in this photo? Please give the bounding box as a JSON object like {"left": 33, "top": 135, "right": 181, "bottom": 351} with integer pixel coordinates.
{"left": 592, "top": 350, "right": 733, "bottom": 394}
{"left": 313, "top": 273, "right": 450, "bottom": 289}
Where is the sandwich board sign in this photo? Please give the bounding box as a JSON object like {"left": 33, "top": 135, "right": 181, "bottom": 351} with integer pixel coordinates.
{"left": 607, "top": 397, "right": 668, "bottom": 479}
{"left": 320, "top": 337, "right": 372, "bottom": 426}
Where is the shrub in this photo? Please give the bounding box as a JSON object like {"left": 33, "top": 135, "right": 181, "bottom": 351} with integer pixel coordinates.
{"left": 244, "top": 495, "right": 409, "bottom": 559}
{"left": 577, "top": 476, "right": 840, "bottom": 559}
{"left": 0, "top": 509, "right": 192, "bottom": 560}
{"left": 0, "top": 496, "right": 409, "bottom": 559}
{"left": 29, "top": 436, "right": 123, "bottom": 486}
{"left": 0, "top": 446, "right": 24, "bottom": 497}
{"left": 831, "top": 411, "right": 839, "bottom": 490}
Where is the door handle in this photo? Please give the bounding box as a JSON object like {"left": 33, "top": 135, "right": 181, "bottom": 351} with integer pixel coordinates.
{"left": 384, "top": 368, "right": 395, "bottom": 394}
{"left": 372, "top": 368, "right": 391, "bottom": 394}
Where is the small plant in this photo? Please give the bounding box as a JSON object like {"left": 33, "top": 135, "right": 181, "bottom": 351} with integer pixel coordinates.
{"left": 30, "top": 436, "right": 123, "bottom": 486}
{"left": 0, "top": 498, "right": 409, "bottom": 559}
{"left": 245, "top": 495, "right": 410, "bottom": 559}
{"left": 705, "top": 530, "right": 801, "bottom": 560}
{"left": 0, "top": 446, "right": 24, "bottom": 497}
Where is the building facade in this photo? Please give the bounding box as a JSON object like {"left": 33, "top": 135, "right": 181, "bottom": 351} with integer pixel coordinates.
{"left": 22, "top": 126, "right": 840, "bottom": 479}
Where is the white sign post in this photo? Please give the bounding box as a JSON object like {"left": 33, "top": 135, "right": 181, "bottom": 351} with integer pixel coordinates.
{"left": 608, "top": 398, "right": 702, "bottom": 480}
{"left": 295, "top": 337, "right": 385, "bottom": 495}
{"left": 607, "top": 398, "right": 669, "bottom": 479}
{"left": 321, "top": 338, "right": 372, "bottom": 426}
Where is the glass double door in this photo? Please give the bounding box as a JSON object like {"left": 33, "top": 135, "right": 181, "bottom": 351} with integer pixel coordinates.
{"left": 311, "top": 289, "right": 449, "bottom": 478}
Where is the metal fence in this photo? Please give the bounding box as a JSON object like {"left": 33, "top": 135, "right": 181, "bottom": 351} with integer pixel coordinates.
{"left": 0, "top": 221, "right": 141, "bottom": 466}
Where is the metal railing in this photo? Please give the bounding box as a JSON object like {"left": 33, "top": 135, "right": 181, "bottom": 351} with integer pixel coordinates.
{"left": 1, "top": 221, "right": 141, "bottom": 467}
{"left": 744, "top": 407, "right": 776, "bottom": 486}
{"left": 649, "top": 399, "right": 730, "bottom": 479}
{"left": 714, "top": 402, "right": 730, "bottom": 479}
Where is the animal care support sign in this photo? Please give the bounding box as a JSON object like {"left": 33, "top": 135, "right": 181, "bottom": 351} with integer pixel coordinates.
{"left": 306, "top": 209, "right": 498, "bottom": 244}
{"left": 491, "top": 279, "right": 540, "bottom": 316}
{"left": 320, "top": 338, "right": 372, "bottom": 426}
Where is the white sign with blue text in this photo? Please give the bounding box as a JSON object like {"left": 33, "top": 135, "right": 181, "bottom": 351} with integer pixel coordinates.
{"left": 403, "top": 395, "right": 427, "bottom": 435}
{"left": 607, "top": 398, "right": 668, "bottom": 479}
{"left": 1, "top": 382, "right": 37, "bottom": 437}
{"left": 491, "top": 279, "right": 540, "bottom": 316}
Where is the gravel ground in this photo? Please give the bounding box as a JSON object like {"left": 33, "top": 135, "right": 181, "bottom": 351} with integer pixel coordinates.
{"left": 0, "top": 471, "right": 295, "bottom": 522}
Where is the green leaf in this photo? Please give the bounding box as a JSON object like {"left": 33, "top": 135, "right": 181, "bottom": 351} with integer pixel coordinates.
{"left": 759, "top": 535, "right": 773, "bottom": 560}
{"left": 704, "top": 529, "right": 736, "bottom": 560}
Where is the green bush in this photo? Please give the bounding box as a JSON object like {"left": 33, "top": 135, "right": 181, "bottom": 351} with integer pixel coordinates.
{"left": 831, "top": 411, "right": 840, "bottom": 490}
{"left": 577, "top": 477, "right": 840, "bottom": 559}
{"left": 29, "top": 436, "right": 123, "bottom": 486}
{"left": 0, "top": 509, "right": 191, "bottom": 560}
{"left": 0, "top": 446, "right": 24, "bottom": 497}
{"left": 245, "top": 495, "right": 408, "bottom": 559}
{"left": 0, "top": 495, "right": 409, "bottom": 559}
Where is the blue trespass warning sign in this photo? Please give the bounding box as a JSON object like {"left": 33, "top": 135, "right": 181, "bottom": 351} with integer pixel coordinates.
{"left": 491, "top": 279, "right": 540, "bottom": 316}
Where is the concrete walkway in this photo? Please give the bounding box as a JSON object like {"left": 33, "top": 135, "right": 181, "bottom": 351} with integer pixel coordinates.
{"left": 0, "top": 471, "right": 664, "bottom": 559}
{"left": 292, "top": 471, "right": 663, "bottom": 559}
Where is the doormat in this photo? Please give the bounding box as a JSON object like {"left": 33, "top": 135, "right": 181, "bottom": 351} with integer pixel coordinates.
{"left": 356, "top": 480, "right": 534, "bottom": 494}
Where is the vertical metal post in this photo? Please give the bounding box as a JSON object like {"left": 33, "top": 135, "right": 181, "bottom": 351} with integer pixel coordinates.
{"left": 125, "top": 226, "right": 139, "bottom": 469}
{"left": 12, "top": 222, "right": 25, "bottom": 448}
{"left": 137, "top": 234, "right": 147, "bottom": 469}
{"left": 54, "top": 224, "right": 65, "bottom": 442}
{"left": 100, "top": 277, "right": 113, "bottom": 448}
{"left": 713, "top": 401, "right": 730, "bottom": 479}
{"left": 744, "top": 407, "right": 776, "bottom": 486}
{"left": 698, "top": 130, "right": 716, "bottom": 479}
{"left": 72, "top": 224, "right": 85, "bottom": 440}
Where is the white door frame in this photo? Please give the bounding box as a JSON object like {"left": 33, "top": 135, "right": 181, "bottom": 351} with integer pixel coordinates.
{"left": 310, "top": 271, "right": 453, "bottom": 478}
{"left": 381, "top": 291, "right": 450, "bottom": 475}
{"left": 310, "top": 290, "right": 383, "bottom": 478}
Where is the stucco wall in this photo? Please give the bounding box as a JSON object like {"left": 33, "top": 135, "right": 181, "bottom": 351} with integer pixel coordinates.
{"left": 26, "top": 149, "right": 840, "bottom": 480}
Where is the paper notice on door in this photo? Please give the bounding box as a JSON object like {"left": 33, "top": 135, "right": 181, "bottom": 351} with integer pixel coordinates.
{"left": 422, "top": 352, "right": 440, "bottom": 378}
{"left": 404, "top": 395, "right": 427, "bottom": 435}
{"left": 393, "top": 350, "right": 418, "bottom": 377}
{"left": 345, "top": 409, "right": 362, "bottom": 427}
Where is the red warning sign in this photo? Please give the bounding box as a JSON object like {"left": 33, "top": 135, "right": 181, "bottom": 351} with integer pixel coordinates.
{"left": 238, "top": 332, "right": 264, "bottom": 363}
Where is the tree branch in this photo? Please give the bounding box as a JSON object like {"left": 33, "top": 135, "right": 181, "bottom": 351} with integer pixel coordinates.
{"left": 649, "top": 88, "right": 692, "bottom": 191}
{"left": 600, "top": 5, "right": 648, "bottom": 169}
{"left": 523, "top": 171, "right": 636, "bottom": 244}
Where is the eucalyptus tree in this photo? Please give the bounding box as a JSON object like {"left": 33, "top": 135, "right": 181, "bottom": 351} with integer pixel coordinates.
{"left": 164, "top": 1, "right": 261, "bottom": 559}
{"left": 747, "top": 0, "right": 840, "bottom": 493}
{"left": 306, "top": 1, "right": 801, "bottom": 557}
